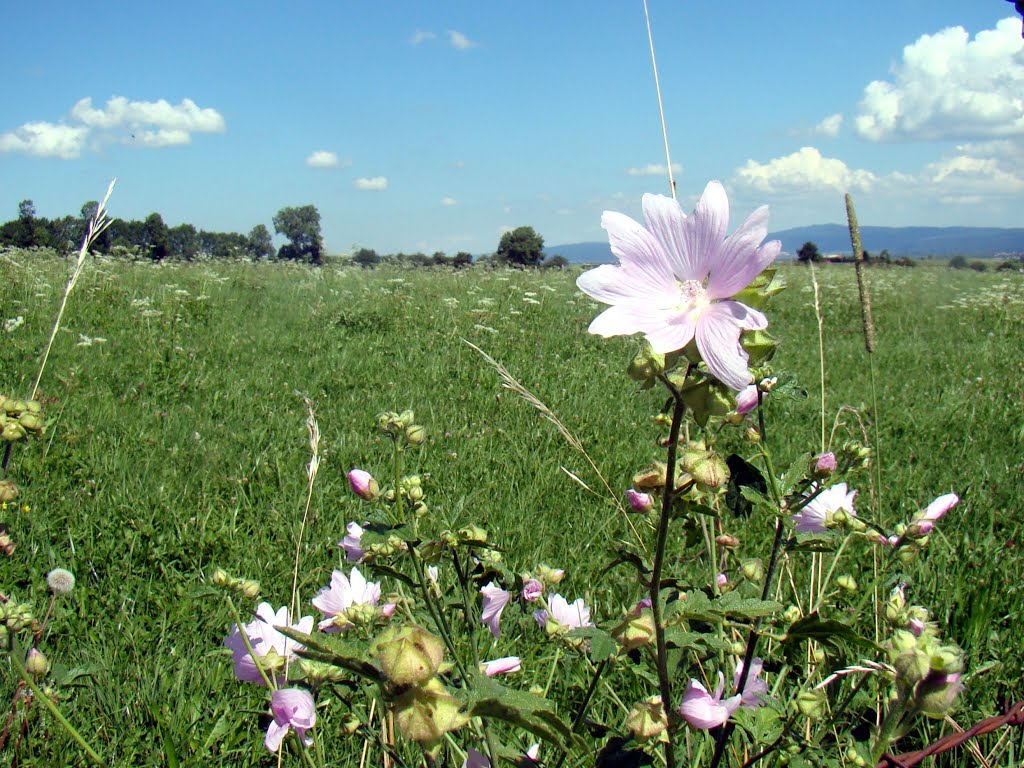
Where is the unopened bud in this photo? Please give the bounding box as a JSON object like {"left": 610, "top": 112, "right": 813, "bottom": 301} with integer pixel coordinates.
{"left": 405, "top": 424, "right": 426, "bottom": 446}
{"left": 624, "top": 696, "right": 669, "bottom": 743}
{"left": 835, "top": 575, "right": 858, "bottom": 593}
{"left": 684, "top": 449, "right": 730, "bottom": 490}
{"left": 795, "top": 689, "right": 824, "bottom": 719}
{"left": 393, "top": 677, "right": 468, "bottom": 745}
{"left": 373, "top": 625, "right": 445, "bottom": 685}
{"left": 611, "top": 610, "right": 656, "bottom": 651}
{"left": 627, "top": 345, "right": 666, "bottom": 383}
{"left": 625, "top": 489, "right": 654, "bottom": 513}
{"left": 740, "top": 559, "right": 764, "bottom": 582}
{"left": 25, "top": 649, "right": 49, "bottom": 677}
{"left": 716, "top": 534, "right": 740, "bottom": 549}
{"left": 633, "top": 462, "right": 668, "bottom": 491}
{"left": 812, "top": 452, "right": 837, "bottom": 477}
{"left": 347, "top": 469, "right": 379, "bottom": 501}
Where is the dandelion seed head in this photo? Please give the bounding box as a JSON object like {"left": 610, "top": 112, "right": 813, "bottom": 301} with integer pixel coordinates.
{"left": 47, "top": 568, "right": 76, "bottom": 595}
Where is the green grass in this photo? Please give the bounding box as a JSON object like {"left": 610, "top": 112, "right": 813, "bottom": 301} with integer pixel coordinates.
{"left": 1, "top": 251, "right": 1023, "bottom": 766}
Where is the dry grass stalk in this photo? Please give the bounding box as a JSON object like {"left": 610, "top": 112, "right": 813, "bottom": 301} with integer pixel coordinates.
{"left": 290, "top": 393, "right": 322, "bottom": 620}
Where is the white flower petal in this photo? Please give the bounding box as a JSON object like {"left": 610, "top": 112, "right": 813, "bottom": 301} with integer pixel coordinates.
{"left": 601, "top": 210, "right": 676, "bottom": 287}
{"left": 681, "top": 181, "right": 729, "bottom": 282}
{"left": 642, "top": 193, "right": 698, "bottom": 279}
{"left": 707, "top": 205, "right": 774, "bottom": 297}
{"left": 695, "top": 303, "right": 753, "bottom": 391}
{"left": 576, "top": 263, "right": 669, "bottom": 305}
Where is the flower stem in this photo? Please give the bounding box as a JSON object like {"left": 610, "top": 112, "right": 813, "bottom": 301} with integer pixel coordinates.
{"left": 553, "top": 659, "right": 608, "bottom": 768}
{"left": 9, "top": 643, "right": 103, "bottom": 765}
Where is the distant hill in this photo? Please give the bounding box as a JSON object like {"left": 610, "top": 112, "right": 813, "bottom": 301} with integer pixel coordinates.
{"left": 546, "top": 225, "right": 1024, "bottom": 263}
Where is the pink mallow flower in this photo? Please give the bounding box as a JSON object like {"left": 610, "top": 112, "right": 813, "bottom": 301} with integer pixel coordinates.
{"left": 265, "top": 688, "right": 316, "bottom": 752}
{"left": 678, "top": 674, "right": 742, "bottom": 729}
{"left": 791, "top": 483, "right": 857, "bottom": 534}
{"left": 734, "top": 657, "right": 769, "bottom": 709}
{"left": 735, "top": 384, "right": 760, "bottom": 415}
{"left": 522, "top": 578, "right": 543, "bottom": 602}
{"left": 482, "top": 656, "right": 522, "bottom": 676}
{"left": 347, "top": 469, "right": 378, "bottom": 501}
{"left": 535, "top": 594, "right": 593, "bottom": 632}
{"left": 576, "top": 182, "right": 780, "bottom": 391}
{"left": 813, "top": 452, "right": 837, "bottom": 475}
{"left": 908, "top": 493, "right": 959, "bottom": 536}
{"left": 224, "top": 603, "right": 314, "bottom": 686}
{"left": 339, "top": 521, "right": 365, "bottom": 562}
{"left": 480, "top": 582, "right": 513, "bottom": 638}
{"left": 312, "top": 566, "right": 394, "bottom": 632}
{"left": 626, "top": 488, "right": 654, "bottom": 513}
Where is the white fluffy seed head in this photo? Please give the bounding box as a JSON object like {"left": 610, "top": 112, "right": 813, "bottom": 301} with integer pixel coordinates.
{"left": 47, "top": 568, "right": 76, "bottom": 595}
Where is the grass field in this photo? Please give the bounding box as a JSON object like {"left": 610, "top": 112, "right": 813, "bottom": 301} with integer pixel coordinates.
{"left": 1, "top": 250, "right": 1023, "bottom": 766}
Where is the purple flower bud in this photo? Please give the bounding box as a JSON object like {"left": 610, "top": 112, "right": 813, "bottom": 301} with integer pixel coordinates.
{"left": 347, "top": 469, "right": 379, "bottom": 501}
{"left": 735, "top": 384, "right": 760, "bottom": 415}
{"left": 522, "top": 578, "right": 543, "bottom": 602}
{"left": 813, "top": 452, "right": 837, "bottom": 475}
{"left": 339, "top": 521, "right": 365, "bottom": 562}
{"left": 481, "top": 656, "right": 521, "bottom": 676}
{"left": 626, "top": 488, "right": 654, "bottom": 513}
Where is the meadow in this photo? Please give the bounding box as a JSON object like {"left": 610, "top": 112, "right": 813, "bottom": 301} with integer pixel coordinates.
{"left": 1, "top": 250, "right": 1023, "bottom": 766}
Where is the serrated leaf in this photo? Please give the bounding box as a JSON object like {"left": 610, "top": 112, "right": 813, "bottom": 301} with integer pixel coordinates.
{"left": 462, "top": 673, "right": 573, "bottom": 747}
{"left": 663, "top": 627, "right": 732, "bottom": 653}
{"left": 779, "top": 452, "right": 812, "bottom": 497}
{"left": 567, "top": 627, "right": 618, "bottom": 662}
{"left": 713, "top": 590, "right": 782, "bottom": 620}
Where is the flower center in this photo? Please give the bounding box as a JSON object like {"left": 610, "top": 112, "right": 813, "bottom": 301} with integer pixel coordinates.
{"left": 675, "top": 279, "right": 710, "bottom": 314}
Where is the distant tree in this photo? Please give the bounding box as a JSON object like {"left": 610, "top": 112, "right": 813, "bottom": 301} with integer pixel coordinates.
{"left": 541, "top": 254, "right": 569, "bottom": 269}
{"left": 430, "top": 250, "right": 451, "bottom": 267}
{"left": 969, "top": 260, "right": 988, "bottom": 272}
{"left": 169, "top": 223, "right": 199, "bottom": 260}
{"left": 246, "top": 224, "right": 275, "bottom": 260}
{"left": 353, "top": 247, "right": 381, "bottom": 268}
{"left": 878, "top": 249, "right": 892, "bottom": 265}
{"left": 11, "top": 199, "right": 50, "bottom": 248}
{"left": 453, "top": 251, "right": 473, "bottom": 269}
{"left": 143, "top": 212, "right": 170, "bottom": 261}
{"left": 496, "top": 226, "right": 544, "bottom": 267}
{"left": 948, "top": 255, "right": 969, "bottom": 270}
{"left": 796, "top": 241, "right": 822, "bottom": 264}
{"left": 273, "top": 205, "right": 323, "bottom": 264}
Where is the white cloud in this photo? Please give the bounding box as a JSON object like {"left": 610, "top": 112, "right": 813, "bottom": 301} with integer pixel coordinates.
{"left": 354, "top": 176, "right": 388, "bottom": 190}
{"left": 855, "top": 17, "right": 1024, "bottom": 142}
{"left": 626, "top": 162, "right": 683, "bottom": 176}
{"left": 447, "top": 30, "right": 478, "bottom": 50}
{"left": 813, "top": 113, "right": 843, "bottom": 137}
{"left": 921, "top": 150, "right": 1024, "bottom": 200}
{"left": 0, "top": 121, "right": 89, "bottom": 159}
{"left": 734, "top": 147, "right": 877, "bottom": 194}
{"left": 306, "top": 150, "right": 341, "bottom": 168}
{"left": 498, "top": 225, "right": 514, "bottom": 235}
{"left": 71, "top": 96, "right": 225, "bottom": 134}
{"left": 410, "top": 29, "right": 436, "bottom": 45}
{"left": 440, "top": 196, "right": 458, "bottom": 206}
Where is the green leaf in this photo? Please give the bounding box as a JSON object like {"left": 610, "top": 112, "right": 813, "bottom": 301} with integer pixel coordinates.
{"left": 668, "top": 590, "right": 781, "bottom": 623}
{"left": 600, "top": 547, "right": 650, "bottom": 578}
{"left": 461, "top": 673, "right": 574, "bottom": 748}
{"left": 779, "top": 452, "right": 812, "bottom": 497}
{"left": 785, "top": 537, "right": 838, "bottom": 553}
{"left": 713, "top": 590, "right": 782, "bottom": 620}
{"left": 277, "top": 627, "right": 384, "bottom": 681}
{"left": 567, "top": 627, "right": 618, "bottom": 662}
{"left": 782, "top": 612, "right": 880, "bottom": 657}
{"left": 365, "top": 563, "right": 417, "bottom": 588}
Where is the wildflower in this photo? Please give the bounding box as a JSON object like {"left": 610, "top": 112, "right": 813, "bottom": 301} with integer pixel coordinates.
{"left": 525, "top": 744, "right": 541, "bottom": 763}
{"left": 734, "top": 657, "right": 769, "bottom": 709}
{"left": 46, "top": 568, "right": 76, "bottom": 595}
{"left": 426, "top": 565, "right": 439, "bottom": 585}
{"left": 481, "top": 656, "right": 521, "bottom": 676}
{"left": 535, "top": 594, "right": 593, "bottom": 633}
{"left": 347, "top": 469, "right": 379, "bottom": 501}
{"left": 522, "top": 578, "right": 543, "bottom": 602}
{"left": 224, "top": 603, "right": 314, "bottom": 685}
{"left": 25, "top": 649, "right": 49, "bottom": 676}
{"left": 338, "top": 521, "right": 365, "bottom": 562}
{"left": 265, "top": 688, "right": 316, "bottom": 752}
{"left": 480, "top": 582, "right": 512, "bottom": 638}
{"left": 678, "top": 674, "right": 742, "bottom": 729}
{"left": 576, "top": 183, "right": 779, "bottom": 391}
{"left": 907, "top": 493, "right": 958, "bottom": 536}
{"left": 374, "top": 624, "right": 445, "bottom": 684}
{"left": 734, "top": 384, "right": 760, "bottom": 415}
{"left": 313, "top": 567, "right": 393, "bottom": 632}
{"left": 463, "top": 749, "right": 490, "bottom": 768}
{"left": 812, "top": 452, "right": 837, "bottom": 476}
{"left": 791, "top": 483, "right": 857, "bottom": 534}
{"left": 625, "top": 488, "right": 654, "bottom": 513}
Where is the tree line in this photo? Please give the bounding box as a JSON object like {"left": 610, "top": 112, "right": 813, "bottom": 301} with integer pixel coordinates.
{"left": 0, "top": 201, "right": 568, "bottom": 269}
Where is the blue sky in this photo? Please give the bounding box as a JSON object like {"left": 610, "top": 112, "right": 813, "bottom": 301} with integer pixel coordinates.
{"left": 2, "top": 1, "right": 1021, "bottom": 255}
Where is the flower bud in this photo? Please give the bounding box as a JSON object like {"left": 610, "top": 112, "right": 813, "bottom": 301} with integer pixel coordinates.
{"left": 783, "top": 606, "right": 801, "bottom": 624}
{"left": 457, "top": 525, "right": 487, "bottom": 544}
{"left": 393, "top": 678, "right": 468, "bottom": 745}
{"left": 405, "top": 424, "right": 427, "bottom": 446}
{"left": 894, "top": 648, "right": 931, "bottom": 687}
{"left": 239, "top": 580, "right": 261, "bottom": 600}
{"left": 624, "top": 696, "right": 669, "bottom": 744}
{"left": 811, "top": 452, "right": 837, "bottom": 477}
{"left": 18, "top": 413, "right": 44, "bottom": 433}
{"left": 930, "top": 645, "right": 964, "bottom": 675}
{"left": 373, "top": 625, "right": 445, "bottom": 686}
{"left": 611, "top": 610, "right": 656, "bottom": 651}
{"left": 914, "top": 672, "right": 962, "bottom": 718}
{"left": 347, "top": 469, "right": 379, "bottom": 501}
{"left": 398, "top": 410, "right": 415, "bottom": 428}
{"left": 522, "top": 578, "right": 543, "bottom": 602}
{"left": 536, "top": 565, "right": 565, "bottom": 585}
{"left": 835, "top": 575, "right": 858, "bottom": 593}
{"left": 0, "top": 480, "right": 18, "bottom": 503}
{"left": 795, "top": 689, "right": 825, "bottom": 719}
{"left": 685, "top": 450, "right": 730, "bottom": 490}
{"left": 211, "top": 568, "right": 231, "bottom": 587}
{"left": 25, "top": 649, "right": 49, "bottom": 677}
{"left": 632, "top": 462, "right": 668, "bottom": 491}
{"left": 625, "top": 489, "right": 654, "bottom": 513}
{"left": 740, "top": 559, "right": 764, "bottom": 583}
{"left": 716, "top": 534, "right": 740, "bottom": 549}
{"left": 2, "top": 422, "right": 27, "bottom": 442}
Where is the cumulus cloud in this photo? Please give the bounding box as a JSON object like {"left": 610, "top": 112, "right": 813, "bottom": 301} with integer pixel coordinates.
{"left": 447, "top": 30, "right": 478, "bottom": 49}
{"left": 440, "top": 196, "right": 458, "bottom": 206}
{"left": 814, "top": 113, "right": 843, "bottom": 137}
{"left": 0, "top": 95, "right": 225, "bottom": 158}
{"left": 410, "top": 29, "right": 436, "bottom": 45}
{"left": 855, "top": 17, "right": 1024, "bottom": 142}
{"left": 0, "top": 122, "right": 89, "bottom": 159}
{"left": 921, "top": 147, "right": 1024, "bottom": 202}
{"left": 734, "top": 146, "right": 877, "bottom": 194}
{"left": 626, "top": 162, "right": 683, "bottom": 176}
{"left": 354, "top": 176, "right": 388, "bottom": 190}
{"left": 306, "top": 150, "right": 342, "bottom": 168}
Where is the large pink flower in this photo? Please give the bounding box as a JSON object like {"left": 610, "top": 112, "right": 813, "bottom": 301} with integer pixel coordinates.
{"left": 265, "top": 688, "right": 316, "bottom": 752}
{"left": 480, "top": 582, "right": 513, "bottom": 638}
{"left": 223, "top": 603, "right": 314, "bottom": 686}
{"left": 312, "top": 566, "right": 393, "bottom": 632}
{"left": 791, "top": 483, "right": 857, "bottom": 534}
{"left": 577, "top": 183, "right": 779, "bottom": 391}
{"left": 678, "top": 674, "right": 742, "bottom": 729}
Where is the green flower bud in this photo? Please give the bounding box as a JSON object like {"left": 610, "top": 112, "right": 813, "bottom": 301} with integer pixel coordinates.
{"left": 633, "top": 462, "right": 668, "bottom": 491}
{"left": 373, "top": 625, "right": 445, "bottom": 685}
{"left": 795, "top": 689, "right": 825, "bottom": 719}
{"left": 405, "top": 424, "right": 426, "bottom": 446}
{"left": 611, "top": 610, "right": 656, "bottom": 651}
{"left": 894, "top": 648, "right": 931, "bottom": 687}
{"left": 398, "top": 410, "right": 415, "bottom": 428}
{"left": 730, "top": 641, "right": 747, "bottom": 657}
{"left": 835, "top": 575, "right": 858, "bottom": 593}
{"left": 25, "top": 649, "right": 49, "bottom": 677}
{"left": 0, "top": 479, "right": 18, "bottom": 503}
{"left": 457, "top": 525, "right": 487, "bottom": 544}
{"left": 393, "top": 678, "right": 468, "bottom": 745}
{"left": 2, "top": 422, "right": 27, "bottom": 442}
{"left": 624, "top": 696, "right": 669, "bottom": 743}
{"left": 18, "top": 413, "right": 44, "bottom": 433}
{"left": 740, "top": 559, "right": 764, "bottom": 583}
{"left": 627, "top": 344, "right": 666, "bottom": 384}
{"left": 914, "top": 672, "right": 962, "bottom": 718}
{"left": 239, "top": 580, "right": 261, "bottom": 600}
{"left": 783, "top": 605, "right": 801, "bottom": 624}
{"left": 930, "top": 645, "right": 964, "bottom": 675}
{"left": 211, "top": 568, "right": 231, "bottom": 587}
{"left": 685, "top": 449, "right": 730, "bottom": 490}
{"left": 24, "top": 400, "right": 42, "bottom": 415}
